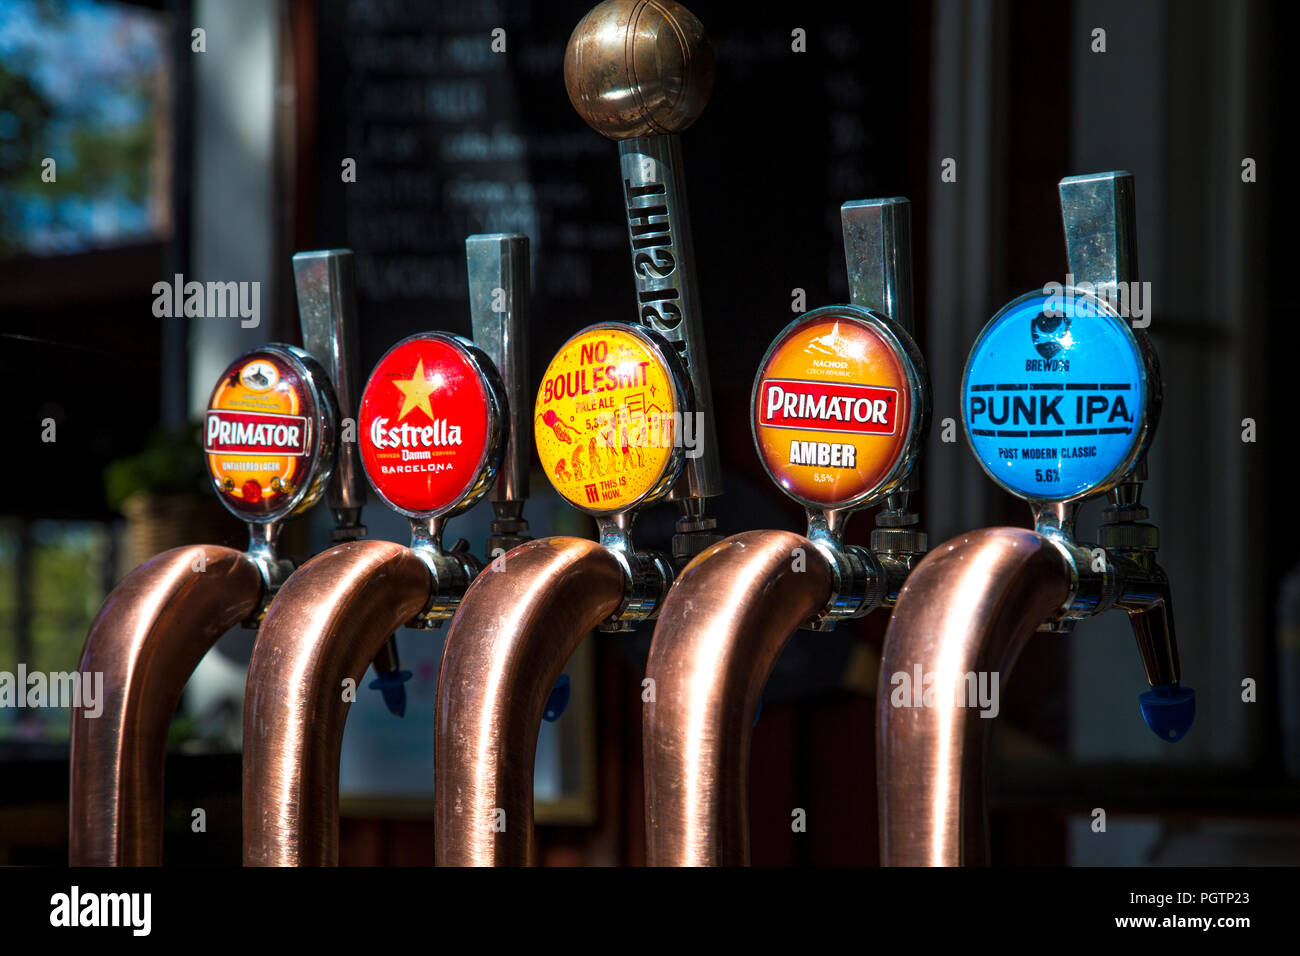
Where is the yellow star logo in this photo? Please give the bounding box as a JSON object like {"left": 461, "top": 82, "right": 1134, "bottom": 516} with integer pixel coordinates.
{"left": 392, "top": 358, "right": 437, "bottom": 421}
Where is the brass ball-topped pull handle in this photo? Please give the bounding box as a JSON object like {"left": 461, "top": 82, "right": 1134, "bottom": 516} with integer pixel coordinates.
{"left": 564, "top": 0, "right": 714, "bottom": 140}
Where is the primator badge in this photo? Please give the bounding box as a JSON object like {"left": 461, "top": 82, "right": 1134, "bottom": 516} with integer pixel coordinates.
{"left": 205, "top": 345, "right": 333, "bottom": 523}
{"left": 752, "top": 307, "right": 923, "bottom": 510}
{"left": 535, "top": 324, "right": 685, "bottom": 513}
{"left": 962, "top": 288, "right": 1154, "bottom": 502}
{"left": 358, "top": 333, "right": 504, "bottom": 519}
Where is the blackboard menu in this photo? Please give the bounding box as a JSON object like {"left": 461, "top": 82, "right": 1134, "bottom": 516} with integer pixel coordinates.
{"left": 315, "top": 0, "right": 918, "bottom": 401}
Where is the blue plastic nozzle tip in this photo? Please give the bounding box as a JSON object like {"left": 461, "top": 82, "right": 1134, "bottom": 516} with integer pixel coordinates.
{"left": 369, "top": 669, "right": 413, "bottom": 718}
{"left": 1139, "top": 683, "right": 1195, "bottom": 743}
{"left": 543, "top": 673, "right": 571, "bottom": 723}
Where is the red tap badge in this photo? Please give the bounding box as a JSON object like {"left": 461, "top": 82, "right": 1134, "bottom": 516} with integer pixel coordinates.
{"left": 205, "top": 346, "right": 331, "bottom": 523}
{"left": 359, "top": 333, "right": 501, "bottom": 518}
{"left": 752, "top": 307, "right": 925, "bottom": 511}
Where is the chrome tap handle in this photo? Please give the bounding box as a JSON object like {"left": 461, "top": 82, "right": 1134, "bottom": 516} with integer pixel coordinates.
{"left": 293, "top": 249, "right": 365, "bottom": 535}
{"left": 565, "top": 0, "right": 722, "bottom": 504}
{"left": 467, "top": 233, "right": 531, "bottom": 547}
{"left": 1059, "top": 170, "right": 1138, "bottom": 300}
{"left": 840, "top": 197, "right": 925, "bottom": 533}
{"left": 841, "top": 197, "right": 915, "bottom": 334}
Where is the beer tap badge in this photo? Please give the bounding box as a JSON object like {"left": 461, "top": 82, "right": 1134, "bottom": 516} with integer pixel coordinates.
{"left": 535, "top": 324, "right": 685, "bottom": 513}
{"left": 752, "top": 307, "right": 921, "bottom": 510}
{"left": 359, "top": 333, "right": 501, "bottom": 518}
{"left": 205, "top": 346, "right": 328, "bottom": 522}
{"left": 962, "top": 288, "right": 1151, "bottom": 502}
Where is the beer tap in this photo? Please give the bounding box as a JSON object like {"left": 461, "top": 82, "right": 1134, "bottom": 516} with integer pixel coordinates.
{"left": 69, "top": 250, "right": 357, "bottom": 865}
{"left": 293, "top": 251, "right": 409, "bottom": 718}
{"left": 565, "top": 0, "right": 723, "bottom": 565}
{"left": 434, "top": 321, "right": 688, "bottom": 865}
{"left": 877, "top": 171, "right": 1193, "bottom": 867}
{"left": 241, "top": 234, "right": 526, "bottom": 865}
{"left": 640, "top": 197, "right": 931, "bottom": 865}
{"left": 430, "top": 0, "right": 726, "bottom": 866}
{"left": 468, "top": 234, "right": 532, "bottom": 558}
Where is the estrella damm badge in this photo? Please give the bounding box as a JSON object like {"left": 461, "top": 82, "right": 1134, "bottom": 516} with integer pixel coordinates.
{"left": 358, "top": 333, "right": 503, "bottom": 519}
{"left": 535, "top": 324, "right": 685, "bottom": 513}
{"left": 961, "top": 288, "right": 1153, "bottom": 502}
{"left": 752, "top": 306, "right": 924, "bottom": 510}
{"left": 206, "top": 346, "right": 326, "bottom": 521}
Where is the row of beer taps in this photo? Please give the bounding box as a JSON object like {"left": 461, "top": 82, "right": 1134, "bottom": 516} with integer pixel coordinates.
{"left": 69, "top": 0, "right": 1195, "bottom": 866}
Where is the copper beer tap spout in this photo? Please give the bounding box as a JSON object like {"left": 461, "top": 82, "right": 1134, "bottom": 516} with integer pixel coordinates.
{"left": 242, "top": 541, "right": 432, "bottom": 865}
{"left": 427, "top": 1, "right": 718, "bottom": 867}
{"left": 879, "top": 173, "right": 1194, "bottom": 867}
{"left": 70, "top": 547, "right": 263, "bottom": 865}
{"left": 69, "top": 251, "right": 358, "bottom": 866}
{"left": 643, "top": 531, "right": 833, "bottom": 866}
{"left": 434, "top": 538, "right": 626, "bottom": 866}
{"left": 69, "top": 339, "right": 339, "bottom": 867}
{"left": 242, "top": 237, "right": 525, "bottom": 866}
{"left": 640, "top": 194, "right": 927, "bottom": 866}
{"left": 876, "top": 529, "right": 1072, "bottom": 866}
{"left": 431, "top": 318, "right": 682, "bottom": 866}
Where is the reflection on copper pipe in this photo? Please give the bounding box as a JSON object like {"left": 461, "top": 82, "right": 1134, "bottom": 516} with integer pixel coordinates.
{"left": 877, "top": 528, "right": 1071, "bottom": 866}
{"left": 242, "top": 540, "right": 431, "bottom": 866}
{"left": 70, "top": 546, "right": 262, "bottom": 866}
{"left": 643, "top": 531, "right": 833, "bottom": 866}
{"left": 435, "top": 538, "right": 625, "bottom": 866}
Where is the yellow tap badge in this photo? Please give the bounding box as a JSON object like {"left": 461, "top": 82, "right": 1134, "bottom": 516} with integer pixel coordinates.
{"left": 535, "top": 324, "right": 683, "bottom": 512}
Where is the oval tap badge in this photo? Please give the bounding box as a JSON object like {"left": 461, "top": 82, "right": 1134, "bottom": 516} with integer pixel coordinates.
{"left": 752, "top": 305, "right": 927, "bottom": 511}
{"left": 359, "top": 333, "right": 504, "bottom": 519}
{"left": 535, "top": 324, "right": 686, "bottom": 513}
{"left": 962, "top": 288, "right": 1154, "bottom": 502}
{"left": 205, "top": 345, "right": 335, "bottom": 523}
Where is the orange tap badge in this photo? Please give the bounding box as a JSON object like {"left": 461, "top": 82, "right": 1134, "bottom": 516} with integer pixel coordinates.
{"left": 205, "top": 346, "right": 333, "bottom": 522}
{"left": 535, "top": 324, "right": 685, "bottom": 513}
{"left": 752, "top": 307, "right": 923, "bottom": 510}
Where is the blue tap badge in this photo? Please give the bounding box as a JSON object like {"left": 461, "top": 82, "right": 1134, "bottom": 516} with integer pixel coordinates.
{"left": 962, "top": 289, "right": 1151, "bottom": 502}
